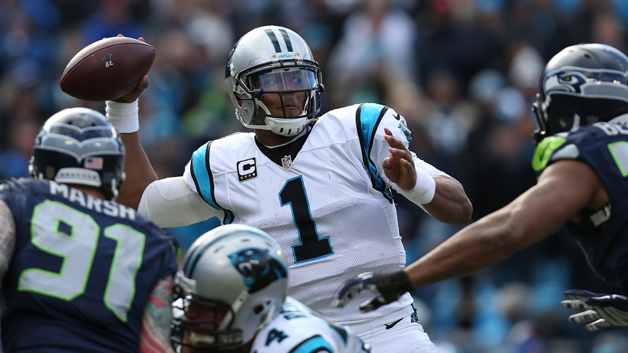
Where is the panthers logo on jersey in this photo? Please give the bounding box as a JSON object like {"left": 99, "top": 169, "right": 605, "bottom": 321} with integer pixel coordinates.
{"left": 229, "top": 248, "right": 288, "bottom": 294}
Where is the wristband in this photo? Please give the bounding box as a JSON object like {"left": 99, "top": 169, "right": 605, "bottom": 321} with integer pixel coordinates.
{"left": 106, "top": 100, "right": 139, "bottom": 133}
{"left": 392, "top": 166, "right": 436, "bottom": 205}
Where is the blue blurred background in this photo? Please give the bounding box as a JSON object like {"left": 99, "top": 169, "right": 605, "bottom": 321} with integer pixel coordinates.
{"left": 1, "top": 0, "right": 627, "bottom": 351}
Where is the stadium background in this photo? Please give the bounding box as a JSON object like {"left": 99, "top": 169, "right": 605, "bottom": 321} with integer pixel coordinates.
{"left": 0, "top": 0, "right": 627, "bottom": 351}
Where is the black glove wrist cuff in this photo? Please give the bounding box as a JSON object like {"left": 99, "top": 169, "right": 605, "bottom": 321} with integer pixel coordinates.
{"left": 373, "top": 270, "right": 413, "bottom": 301}
{"left": 391, "top": 269, "right": 413, "bottom": 293}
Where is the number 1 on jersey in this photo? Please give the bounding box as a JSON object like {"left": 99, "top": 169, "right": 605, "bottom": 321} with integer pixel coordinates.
{"left": 279, "top": 176, "right": 333, "bottom": 263}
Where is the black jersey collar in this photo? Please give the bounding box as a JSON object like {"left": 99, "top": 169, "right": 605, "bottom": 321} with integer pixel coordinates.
{"left": 255, "top": 126, "right": 313, "bottom": 167}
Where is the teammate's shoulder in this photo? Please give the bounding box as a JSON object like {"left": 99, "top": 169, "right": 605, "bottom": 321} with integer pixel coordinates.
{"left": 192, "top": 132, "right": 256, "bottom": 156}
{"left": 316, "top": 103, "right": 396, "bottom": 137}
{"left": 0, "top": 177, "right": 44, "bottom": 195}
{"left": 320, "top": 103, "right": 390, "bottom": 121}
{"left": 532, "top": 124, "right": 617, "bottom": 173}
{"left": 213, "top": 131, "right": 256, "bottom": 146}
{"left": 281, "top": 296, "right": 312, "bottom": 316}
{"left": 544, "top": 122, "right": 622, "bottom": 151}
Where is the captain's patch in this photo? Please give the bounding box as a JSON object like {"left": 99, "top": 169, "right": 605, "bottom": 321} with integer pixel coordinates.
{"left": 237, "top": 158, "right": 257, "bottom": 181}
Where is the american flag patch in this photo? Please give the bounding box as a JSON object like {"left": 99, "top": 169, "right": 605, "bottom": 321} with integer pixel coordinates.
{"left": 85, "top": 157, "right": 103, "bottom": 170}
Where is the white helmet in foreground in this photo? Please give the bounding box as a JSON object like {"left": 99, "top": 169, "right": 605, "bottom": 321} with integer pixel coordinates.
{"left": 171, "top": 224, "right": 289, "bottom": 350}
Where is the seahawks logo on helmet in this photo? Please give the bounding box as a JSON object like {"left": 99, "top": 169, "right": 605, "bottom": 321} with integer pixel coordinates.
{"left": 229, "top": 248, "right": 288, "bottom": 293}
{"left": 543, "top": 67, "right": 628, "bottom": 96}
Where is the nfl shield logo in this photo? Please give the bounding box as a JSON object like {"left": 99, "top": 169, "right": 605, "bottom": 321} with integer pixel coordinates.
{"left": 281, "top": 155, "right": 292, "bottom": 168}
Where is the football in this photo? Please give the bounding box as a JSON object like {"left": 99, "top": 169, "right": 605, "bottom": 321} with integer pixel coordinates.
{"left": 60, "top": 37, "right": 155, "bottom": 101}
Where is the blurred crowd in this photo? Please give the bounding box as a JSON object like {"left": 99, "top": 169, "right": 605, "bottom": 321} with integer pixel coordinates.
{"left": 1, "top": 0, "right": 628, "bottom": 352}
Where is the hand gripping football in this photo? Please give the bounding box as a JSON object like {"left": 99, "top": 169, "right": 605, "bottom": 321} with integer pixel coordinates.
{"left": 60, "top": 37, "right": 155, "bottom": 101}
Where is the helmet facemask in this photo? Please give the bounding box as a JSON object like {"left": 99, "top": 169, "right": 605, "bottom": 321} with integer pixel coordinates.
{"left": 229, "top": 61, "right": 323, "bottom": 137}
{"left": 171, "top": 285, "right": 244, "bottom": 350}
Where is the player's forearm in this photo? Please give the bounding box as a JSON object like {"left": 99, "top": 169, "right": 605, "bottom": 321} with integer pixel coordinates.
{"left": 105, "top": 99, "right": 159, "bottom": 209}
{"left": 117, "top": 132, "right": 158, "bottom": 210}
{"left": 140, "top": 277, "right": 174, "bottom": 353}
{"left": 422, "top": 175, "right": 472, "bottom": 225}
{"left": 405, "top": 208, "right": 522, "bottom": 288}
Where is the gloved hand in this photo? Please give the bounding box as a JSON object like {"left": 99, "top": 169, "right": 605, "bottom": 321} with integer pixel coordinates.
{"left": 331, "top": 270, "right": 413, "bottom": 313}
{"left": 561, "top": 289, "right": 628, "bottom": 332}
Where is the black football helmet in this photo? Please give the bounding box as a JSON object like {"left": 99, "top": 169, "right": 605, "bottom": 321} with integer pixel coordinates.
{"left": 532, "top": 43, "right": 628, "bottom": 144}
{"left": 29, "top": 107, "right": 125, "bottom": 200}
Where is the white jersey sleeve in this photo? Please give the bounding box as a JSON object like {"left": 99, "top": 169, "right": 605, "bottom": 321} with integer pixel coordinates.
{"left": 252, "top": 297, "right": 369, "bottom": 353}
{"left": 137, "top": 176, "right": 220, "bottom": 228}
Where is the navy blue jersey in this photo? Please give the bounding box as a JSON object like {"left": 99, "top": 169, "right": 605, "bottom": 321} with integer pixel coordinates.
{"left": 532, "top": 122, "right": 628, "bottom": 289}
{"left": 0, "top": 178, "right": 179, "bottom": 353}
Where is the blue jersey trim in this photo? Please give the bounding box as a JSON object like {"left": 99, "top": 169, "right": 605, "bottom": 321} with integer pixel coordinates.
{"left": 356, "top": 103, "right": 393, "bottom": 202}
{"left": 289, "top": 335, "right": 334, "bottom": 353}
{"left": 190, "top": 142, "right": 234, "bottom": 224}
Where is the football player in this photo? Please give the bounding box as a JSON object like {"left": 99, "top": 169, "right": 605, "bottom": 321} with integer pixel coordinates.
{"left": 106, "top": 26, "right": 472, "bottom": 352}
{"left": 171, "top": 224, "right": 369, "bottom": 353}
{"left": 333, "top": 43, "right": 628, "bottom": 332}
{"left": 0, "top": 108, "right": 179, "bottom": 352}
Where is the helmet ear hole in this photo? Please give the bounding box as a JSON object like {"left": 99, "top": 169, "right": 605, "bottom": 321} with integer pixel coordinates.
{"left": 559, "top": 115, "right": 569, "bottom": 128}
{"left": 253, "top": 305, "right": 263, "bottom": 314}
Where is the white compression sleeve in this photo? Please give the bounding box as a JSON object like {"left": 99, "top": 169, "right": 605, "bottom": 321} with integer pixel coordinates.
{"left": 105, "top": 100, "right": 139, "bottom": 133}
{"left": 138, "top": 177, "right": 220, "bottom": 228}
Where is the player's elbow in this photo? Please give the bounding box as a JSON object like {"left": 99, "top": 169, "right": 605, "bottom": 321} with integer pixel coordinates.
{"left": 444, "top": 198, "right": 473, "bottom": 225}
{"left": 453, "top": 197, "right": 473, "bottom": 225}
{"left": 429, "top": 193, "right": 473, "bottom": 225}
{"left": 428, "top": 176, "right": 473, "bottom": 225}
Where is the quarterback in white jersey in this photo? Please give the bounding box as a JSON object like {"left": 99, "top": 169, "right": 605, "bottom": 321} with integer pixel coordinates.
{"left": 108, "top": 26, "right": 472, "bottom": 352}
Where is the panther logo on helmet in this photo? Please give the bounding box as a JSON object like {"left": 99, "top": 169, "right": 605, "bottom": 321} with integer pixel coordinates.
{"left": 229, "top": 248, "right": 288, "bottom": 294}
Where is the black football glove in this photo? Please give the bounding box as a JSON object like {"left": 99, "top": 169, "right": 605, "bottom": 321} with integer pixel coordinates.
{"left": 561, "top": 289, "right": 628, "bottom": 332}
{"left": 331, "top": 270, "right": 413, "bottom": 313}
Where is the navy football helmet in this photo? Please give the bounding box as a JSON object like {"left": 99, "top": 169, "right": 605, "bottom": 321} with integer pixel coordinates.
{"left": 532, "top": 43, "right": 628, "bottom": 144}
{"left": 171, "top": 224, "right": 288, "bottom": 350}
{"left": 225, "top": 25, "right": 324, "bottom": 137}
{"left": 29, "top": 107, "right": 125, "bottom": 200}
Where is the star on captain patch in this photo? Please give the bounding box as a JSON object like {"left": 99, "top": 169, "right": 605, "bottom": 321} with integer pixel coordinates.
{"left": 281, "top": 155, "right": 292, "bottom": 169}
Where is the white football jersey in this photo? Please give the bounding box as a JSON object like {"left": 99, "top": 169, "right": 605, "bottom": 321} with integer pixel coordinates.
{"left": 252, "top": 297, "right": 369, "bottom": 353}
{"left": 183, "top": 103, "right": 437, "bottom": 324}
